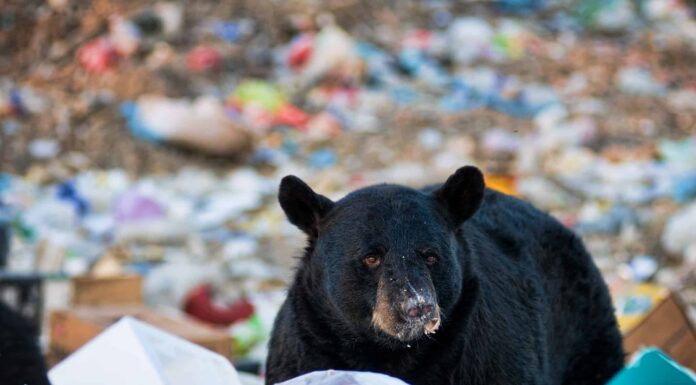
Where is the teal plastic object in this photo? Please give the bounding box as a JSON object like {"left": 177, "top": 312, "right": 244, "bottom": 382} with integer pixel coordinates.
{"left": 608, "top": 348, "right": 696, "bottom": 385}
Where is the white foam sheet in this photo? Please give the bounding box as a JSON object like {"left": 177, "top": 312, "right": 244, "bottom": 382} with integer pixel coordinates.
{"left": 49, "top": 316, "right": 241, "bottom": 385}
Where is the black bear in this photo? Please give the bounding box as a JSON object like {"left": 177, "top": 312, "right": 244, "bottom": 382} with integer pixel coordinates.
{"left": 0, "top": 301, "right": 50, "bottom": 385}
{"left": 267, "top": 166, "right": 624, "bottom": 385}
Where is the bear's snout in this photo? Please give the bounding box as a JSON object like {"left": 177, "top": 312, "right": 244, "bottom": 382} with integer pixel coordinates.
{"left": 372, "top": 270, "right": 441, "bottom": 341}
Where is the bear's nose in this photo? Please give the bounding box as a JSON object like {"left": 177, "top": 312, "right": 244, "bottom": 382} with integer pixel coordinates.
{"left": 404, "top": 303, "right": 435, "bottom": 319}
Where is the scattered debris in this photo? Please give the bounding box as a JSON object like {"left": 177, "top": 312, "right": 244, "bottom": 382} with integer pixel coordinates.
{"left": 1, "top": 0, "right": 695, "bottom": 375}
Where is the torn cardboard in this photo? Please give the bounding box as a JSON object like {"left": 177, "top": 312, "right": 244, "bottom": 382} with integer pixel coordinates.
{"left": 71, "top": 274, "right": 143, "bottom": 306}
{"left": 49, "top": 305, "right": 233, "bottom": 361}
{"left": 614, "top": 284, "right": 696, "bottom": 371}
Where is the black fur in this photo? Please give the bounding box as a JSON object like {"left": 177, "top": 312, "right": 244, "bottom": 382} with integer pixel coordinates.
{"left": 0, "top": 301, "right": 50, "bottom": 385}
{"left": 267, "top": 166, "right": 624, "bottom": 385}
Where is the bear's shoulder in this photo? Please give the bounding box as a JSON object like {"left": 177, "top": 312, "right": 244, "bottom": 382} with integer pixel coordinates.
{"left": 472, "top": 188, "right": 572, "bottom": 242}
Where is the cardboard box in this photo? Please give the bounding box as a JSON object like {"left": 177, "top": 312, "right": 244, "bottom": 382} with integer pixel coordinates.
{"left": 49, "top": 316, "right": 242, "bottom": 385}
{"left": 49, "top": 306, "right": 233, "bottom": 361}
{"left": 615, "top": 284, "right": 696, "bottom": 371}
{"left": 72, "top": 275, "right": 143, "bottom": 306}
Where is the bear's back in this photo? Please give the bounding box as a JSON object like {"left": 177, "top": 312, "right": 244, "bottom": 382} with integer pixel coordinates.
{"left": 465, "top": 189, "right": 620, "bottom": 383}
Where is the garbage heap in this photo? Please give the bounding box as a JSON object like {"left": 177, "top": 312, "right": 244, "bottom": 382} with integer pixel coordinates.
{"left": 1, "top": 0, "right": 695, "bottom": 368}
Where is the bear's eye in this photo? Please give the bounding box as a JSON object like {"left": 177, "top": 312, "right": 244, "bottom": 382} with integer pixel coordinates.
{"left": 425, "top": 253, "right": 439, "bottom": 265}
{"left": 363, "top": 254, "right": 381, "bottom": 268}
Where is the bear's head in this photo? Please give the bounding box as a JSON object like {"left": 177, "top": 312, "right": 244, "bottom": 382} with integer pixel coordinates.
{"left": 279, "top": 166, "right": 485, "bottom": 344}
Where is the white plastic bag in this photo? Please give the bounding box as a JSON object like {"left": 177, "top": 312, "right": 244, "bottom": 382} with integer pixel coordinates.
{"left": 276, "top": 370, "right": 410, "bottom": 385}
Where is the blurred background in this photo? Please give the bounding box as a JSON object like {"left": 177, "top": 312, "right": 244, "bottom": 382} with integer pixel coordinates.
{"left": 1, "top": 0, "right": 695, "bottom": 377}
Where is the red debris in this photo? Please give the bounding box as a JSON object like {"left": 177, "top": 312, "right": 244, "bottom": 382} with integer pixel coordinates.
{"left": 274, "top": 104, "right": 311, "bottom": 129}
{"left": 77, "top": 37, "right": 120, "bottom": 74}
{"left": 187, "top": 46, "right": 223, "bottom": 72}
{"left": 287, "top": 34, "right": 314, "bottom": 69}
{"left": 183, "top": 284, "right": 255, "bottom": 326}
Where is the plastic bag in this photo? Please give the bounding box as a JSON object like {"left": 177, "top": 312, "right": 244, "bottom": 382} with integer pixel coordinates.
{"left": 276, "top": 370, "right": 409, "bottom": 385}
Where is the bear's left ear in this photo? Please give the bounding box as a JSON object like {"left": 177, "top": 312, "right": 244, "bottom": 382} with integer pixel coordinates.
{"left": 433, "top": 166, "right": 485, "bottom": 228}
{"left": 278, "top": 175, "right": 335, "bottom": 237}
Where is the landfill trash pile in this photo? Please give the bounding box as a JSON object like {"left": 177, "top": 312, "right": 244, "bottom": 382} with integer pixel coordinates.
{"left": 1, "top": 0, "right": 696, "bottom": 372}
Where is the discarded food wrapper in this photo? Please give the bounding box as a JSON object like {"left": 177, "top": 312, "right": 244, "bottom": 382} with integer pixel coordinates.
{"left": 276, "top": 370, "right": 410, "bottom": 385}
{"left": 49, "top": 316, "right": 242, "bottom": 385}
{"left": 607, "top": 348, "right": 696, "bottom": 385}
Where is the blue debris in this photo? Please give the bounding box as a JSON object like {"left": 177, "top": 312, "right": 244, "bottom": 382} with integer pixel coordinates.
{"left": 56, "top": 181, "right": 90, "bottom": 217}
{"left": 672, "top": 173, "right": 696, "bottom": 203}
{"left": 121, "top": 101, "right": 164, "bottom": 143}
{"left": 309, "top": 148, "right": 337, "bottom": 170}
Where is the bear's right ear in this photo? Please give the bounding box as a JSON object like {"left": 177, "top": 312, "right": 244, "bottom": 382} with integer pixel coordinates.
{"left": 278, "top": 175, "right": 335, "bottom": 237}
